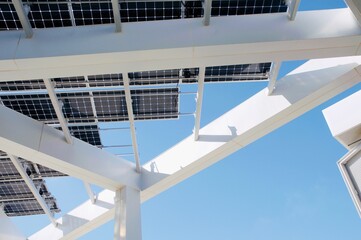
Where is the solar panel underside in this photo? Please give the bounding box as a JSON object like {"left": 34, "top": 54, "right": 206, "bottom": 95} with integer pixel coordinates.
{"left": 0, "top": 0, "right": 288, "bottom": 30}
{"left": 0, "top": 151, "right": 62, "bottom": 216}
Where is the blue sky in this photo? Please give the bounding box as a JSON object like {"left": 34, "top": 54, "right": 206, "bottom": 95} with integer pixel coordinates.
{"left": 12, "top": 0, "right": 361, "bottom": 239}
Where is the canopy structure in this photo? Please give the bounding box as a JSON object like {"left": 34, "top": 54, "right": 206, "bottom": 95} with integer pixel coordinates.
{"left": 0, "top": 0, "right": 361, "bottom": 239}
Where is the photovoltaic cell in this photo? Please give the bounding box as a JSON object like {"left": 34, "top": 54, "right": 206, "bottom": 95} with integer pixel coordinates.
{"left": 0, "top": 179, "right": 49, "bottom": 201}
{"left": 0, "top": 1, "right": 21, "bottom": 30}
{"left": 129, "top": 68, "right": 198, "bottom": 85}
{"left": 204, "top": 62, "right": 271, "bottom": 82}
{"left": 69, "top": 125, "right": 102, "bottom": 146}
{"left": 72, "top": 0, "right": 114, "bottom": 26}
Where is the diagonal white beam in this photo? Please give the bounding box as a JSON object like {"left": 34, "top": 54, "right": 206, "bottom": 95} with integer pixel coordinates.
{"left": 8, "top": 154, "right": 57, "bottom": 226}
{"left": 345, "top": 0, "right": 361, "bottom": 25}
{"left": 11, "top": 0, "right": 33, "bottom": 38}
{"left": 0, "top": 9, "right": 360, "bottom": 80}
{"left": 43, "top": 79, "right": 73, "bottom": 144}
{"left": 194, "top": 67, "right": 205, "bottom": 140}
{"left": 111, "top": 0, "right": 122, "bottom": 32}
{"left": 287, "top": 0, "right": 301, "bottom": 21}
{"left": 0, "top": 107, "right": 140, "bottom": 190}
{"left": 30, "top": 57, "right": 361, "bottom": 240}
{"left": 140, "top": 57, "right": 361, "bottom": 202}
{"left": 267, "top": 61, "right": 282, "bottom": 95}
{"left": 123, "top": 74, "right": 141, "bottom": 172}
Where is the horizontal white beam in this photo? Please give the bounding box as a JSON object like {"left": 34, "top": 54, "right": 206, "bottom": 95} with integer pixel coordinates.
{"left": 140, "top": 56, "right": 361, "bottom": 202}
{"left": 0, "top": 9, "right": 360, "bottom": 80}
{"left": 30, "top": 57, "right": 361, "bottom": 240}
{"left": 0, "top": 106, "right": 140, "bottom": 190}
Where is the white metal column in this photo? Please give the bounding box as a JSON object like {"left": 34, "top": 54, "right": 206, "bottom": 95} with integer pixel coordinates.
{"left": 114, "top": 187, "right": 142, "bottom": 240}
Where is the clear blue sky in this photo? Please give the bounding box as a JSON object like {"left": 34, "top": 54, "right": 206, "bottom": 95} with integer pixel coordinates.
{"left": 13, "top": 0, "right": 361, "bottom": 239}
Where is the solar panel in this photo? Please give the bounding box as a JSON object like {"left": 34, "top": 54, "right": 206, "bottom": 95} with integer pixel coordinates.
{"left": 204, "top": 62, "right": 271, "bottom": 82}
{"left": 69, "top": 125, "right": 102, "bottom": 146}
{"left": 129, "top": 68, "right": 198, "bottom": 85}
{"left": 3, "top": 197, "right": 60, "bottom": 217}
{"left": 0, "top": 179, "right": 49, "bottom": 201}
{"left": 1, "top": 0, "right": 288, "bottom": 31}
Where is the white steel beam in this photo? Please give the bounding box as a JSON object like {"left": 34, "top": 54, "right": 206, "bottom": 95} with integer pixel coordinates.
{"left": 267, "top": 61, "right": 282, "bottom": 95}
{"left": 194, "top": 67, "right": 205, "bottom": 140}
{"left": 43, "top": 79, "right": 73, "bottom": 144}
{"left": 202, "top": 0, "right": 212, "bottom": 26}
{"left": 0, "top": 106, "right": 140, "bottom": 190}
{"left": 111, "top": 0, "right": 122, "bottom": 32}
{"left": 123, "top": 74, "right": 141, "bottom": 173}
{"left": 8, "top": 154, "right": 57, "bottom": 226}
{"left": 140, "top": 57, "right": 361, "bottom": 201}
{"left": 287, "top": 0, "right": 301, "bottom": 21}
{"left": 114, "top": 187, "right": 142, "bottom": 240}
{"left": 0, "top": 9, "right": 360, "bottom": 80}
{"left": 345, "top": 0, "right": 361, "bottom": 25}
{"left": 11, "top": 0, "right": 33, "bottom": 38}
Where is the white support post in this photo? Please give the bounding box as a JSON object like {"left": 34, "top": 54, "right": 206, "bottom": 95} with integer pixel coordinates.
{"left": 114, "top": 187, "right": 142, "bottom": 240}
{"left": 43, "top": 79, "right": 73, "bottom": 144}
{"left": 8, "top": 154, "right": 57, "bottom": 226}
{"left": 11, "top": 0, "right": 33, "bottom": 38}
{"left": 123, "top": 74, "right": 141, "bottom": 173}
{"left": 83, "top": 181, "right": 96, "bottom": 204}
{"left": 194, "top": 67, "right": 205, "bottom": 140}
{"left": 112, "top": 0, "right": 122, "bottom": 32}
{"left": 287, "top": 0, "right": 301, "bottom": 21}
{"left": 203, "top": 0, "right": 212, "bottom": 26}
{"left": 267, "top": 61, "right": 282, "bottom": 95}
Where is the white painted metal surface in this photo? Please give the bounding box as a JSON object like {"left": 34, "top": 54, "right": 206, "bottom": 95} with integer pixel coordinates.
{"left": 123, "top": 74, "right": 141, "bottom": 173}
{"left": 0, "top": 106, "right": 140, "bottom": 190}
{"left": 194, "top": 67, "right": 205, "bottom": 141}
{"left": 0, "top": 9, "right": 360, "bottom": 80}
{"left": 203, "top": 0, "right": 212, "bottom": 26}
{"left": 11, "top": 0, "right": 33, "bottom": 38}
{"left": 111, "top": 0, "right": 122, "bottom": 32}
{"left": 337, "top": 143, "right": 361, "bottom": 217}
{"left": 114, "top": 187, "right": 142, "bottom": 240}
{"left": 345, "top": 0, "right": 361, "bottom": 24}
{"left": 287, "top": 0, "right": 301, "bottom": 21}
{"left": 267, "top": 61, "right": 281, "bottom": 95}
{"left": 323, "top": 89, "right": 361, "bottom": 149}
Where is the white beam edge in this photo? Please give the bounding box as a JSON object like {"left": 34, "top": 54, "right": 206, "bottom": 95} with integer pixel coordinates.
{"left": 267, "top": 61, "right": 282, "bottom": 95}
{"left": 0, "top": 107, "right": 140, "bottom": 190}
{"left": 43, "top": 79, "right": 73, "bottom": 144}
{"left": 111, "top": 0, "right": 122, "bottom": 32}
{"left": 83, "top": 182, "right": 96, "bottom": 204}
{"left": 140, "top": 57, "right": 361, "bottom": 202}
{"left": 194, "top": 67, "right": 205, "bottom": 140}
{"left": 123, "top": 74, "right": 141, "bottom": 173}
{"left": 202, "top": 0, "right": 212, "bottom": 26}
{"left": 345, "top": 0, "right": 361, "bottom": 25}
{"left": 337, "top": 143, "right": 361, "bottom": 217}
{"left": 11, "top": 0, "right": 33, "bottom": 38}
{"left": 287, "top": 0, "right": 301, "bottom": 21}
{"left": 8, "top": 154, "right": 57, "bottom": 226}
{"left": 30, "top": 57, "right": 361, "bottom": 240}
{"left": 1, "top": 8, "right": 360, "bottom": 80}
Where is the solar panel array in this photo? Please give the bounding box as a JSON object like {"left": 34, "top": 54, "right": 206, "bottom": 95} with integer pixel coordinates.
{"left": 0, "top": 151, "right": 61, "bottom": 216}
{"left": 0, "top": 0, "right": 288, "bottom": 30}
